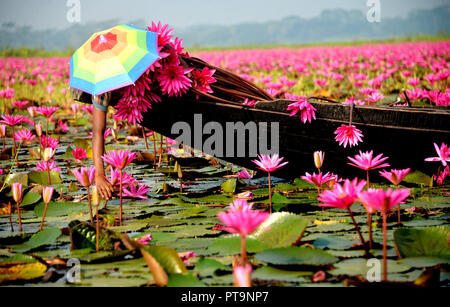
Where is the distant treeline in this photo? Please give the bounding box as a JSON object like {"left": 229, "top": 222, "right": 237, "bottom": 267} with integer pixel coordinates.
{"left": 0, "top": 5, "right": 449, "bottom": 52}
{"left": 0, "top": 35, "right": 449, "bottom": 58}
{"left": 0, "top": 47, "right": 75, "bottom": 58}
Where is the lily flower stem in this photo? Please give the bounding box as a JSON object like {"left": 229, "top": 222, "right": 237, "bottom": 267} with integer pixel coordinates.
{"left": 119, "top": 170, "right": 123, "bottom": 225}
{"left": 382, "top": 212, "right": 388, "bottom": 282}
{"left": 367, "top": 212, "right": 373, "bottom": 249}
{"left": 395, "top": 184, "right": 401, "bottom": 225}
{"left": 152, "top": 133, "right": 157, "bottom": 165}
{"left": 366, "top": 170, "right": 370, "bottom": 189}
{"left": 347, "top": 208, "right": 367, "bottom": 254}
{"left": 159, "top": 134, "right": 163, "bottom": 167}
{"left": 268, "top": 172, "right": 272, "bottom": 214}
{"left": 45, "top": 118, "right": 49, "bottom": 148}
{"left": 40, "top": 201, "right": 50, "bottom": 231}
{"left": 46, "top": 161, "right": 52, "bottom": 185}
{"left": 8, "top": 202, "right": 13, "bottom": 232}
{"left": 142, "top": 127, "right": 149, "bottom": 150}
{"left": 87, "top": 186, "right": 94, "bottom": 224}
{"left": 241, "top": 235, "right": 248, "bottom": 265}
{"left": 96, "top": 202, "right": 99, "bottom": 252}
{"left": 17, "top": 201, "right": 22, "bottom": 232}
{"left": 11, "top": 125, "right": 17, "bottom": 163}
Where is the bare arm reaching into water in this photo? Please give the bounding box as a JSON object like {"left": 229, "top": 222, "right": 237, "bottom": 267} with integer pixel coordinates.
{"left": 92, "top": 107, "right": 114, "bottom": 200}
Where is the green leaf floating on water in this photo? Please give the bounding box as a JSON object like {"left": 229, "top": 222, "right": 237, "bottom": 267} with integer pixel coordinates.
{"left": 221, "top": 178, "right": 237, "bottom": 194}
{"left": 329, "top": 258, "right": 411, "bottom": 277}
{"left": 14, "top": 228, "right": 62, "bottom": 252}
{"left": 29, "top": 171, "right": 62, "bottom": 185}
{"left": 5, "top": 172, "right": 28, "bottom": 187}
{"left": 403, "top": 170, "right": 433, "bottom": 187}
{"left": 167, "top": 273, "right": 206, "bottom": 287}
{"left": 313, "top": 236, "right": 356, "bottom": 250}
{"left": 20, "top": 192, "right": 42, "bottom": 207}
{"left": 252, "top": 266, "right": 313, "bottom": 283}
{"left": 34, "top": 201, "right": 99, "bottom": 217}
{"left": 194, "top": 257, "right": 229, "bottom": 277}
{"left": 141, "top": 245, "right": 188, "bottom": 275}
{"left": 394, "top": 226, "right": 450, "bottom": 259}
{"left": 208, "top": 235, "right": 269, "bottom": 256}
{"left": 250, "top": 212, "right": 308, "bottom": 248}
{"left": 255, "top": 247, "right": 339, "bottom": 266}
{"left": 0, "top": 261, "right": 47, "bottom": 284}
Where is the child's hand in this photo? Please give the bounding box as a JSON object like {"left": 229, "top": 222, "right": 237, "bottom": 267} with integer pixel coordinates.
{"left": 96, "top": 175, "right": 114, "bottom": 200}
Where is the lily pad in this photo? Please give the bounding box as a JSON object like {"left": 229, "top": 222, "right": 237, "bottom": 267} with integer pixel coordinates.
{"left": 207, "top": 235, "right": 269, "bottom": 256}
{"left": 0, "top": 261, "right": 47, "bottom": 283}
{"left": 329, "top": 258, "right": 411, "bottom": 277}
{"left": 14, "top": 228, "right": 62, "bottom": 252}
{"left": 255, "top": 247, "right": 338, "bottom": 266}
{"left": 393, "top": 226, "right": 450, "bottom": 258}
{"left": 252, "top": 266, "right": 312, "bottom": 282}
{"left": 313, "top": 236, "right": 356, "bottom": 250}
{"left": 194, "top": 257, "right": 229, "bottom": 277}
{"left": 142, "top": 245, "right": 188, "bottom": 274}
{"left": 20, "top": 192, "right": 42, "bottom": 207}
{"left": 29, "top": 171, "right": 62, "bottom": 185}
{"left": 250, "top": 212, "right": 309, "bottom": 248}
{"left": 168, "top": 273, "right": 206, "bottom": 287}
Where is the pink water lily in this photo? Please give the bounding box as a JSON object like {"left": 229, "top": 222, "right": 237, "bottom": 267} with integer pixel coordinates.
{"left": 102, "top": 150, "right": 137, "bottom": 170}
{"left": 358, "top": 187, "right": 411, "bottom": 281}
{"left": 334, "top": 125, "right": 364, "bottom": 148}
{"left": 379, "top": 168, "right": 411, "bottom": 186}
{"left": 218, "top": 209, "right": 269, "bottom": 237}
{"left": 318, "top": 178, "right": 366, "bottom": 210}
{"left": 36, "top": 106, "right": 59, "bottom": 118}
{"left": 318, "top": 178, "right": 368, "bottom": 251}
{"left": 73, "top": 166, "right": 96, "bottom": 187}
{"left": 301, "top": 172, "right": 334, "bottom": 188}
{"left": 252, "top": 154, "right": 288, "bottom": 173}
{"left": 252, "top": 154, "right": 288, "bottom": 213}
{"left": 1, "top": 114, "right": 25, "bottom": 126}
{"left": 122, "top": 183, "right": 151, "bottom": 199}
{"left": 287, "top": 98, "right": 317, "bottom": 124}
{"left": 425, "top": 142, "right": 450, "bottom": 167}
{"left": 229, "top": 199, "right": 254, "bottom": 212}
{"left": 72, "top": 147, "right": 88, "bottom": 161}
{"left": 348, "top": 150, "right": 390, "bottom": 171}
{"left": 108, "top": 169, "right": 136, "bottom": 187}
{"left": 14, "top": 129, "right": 35, "bottom": 142}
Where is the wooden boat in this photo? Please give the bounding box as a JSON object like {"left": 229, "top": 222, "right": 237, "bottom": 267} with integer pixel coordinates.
{"left": 71, "top": 88, "right": 450, "bottom": 178}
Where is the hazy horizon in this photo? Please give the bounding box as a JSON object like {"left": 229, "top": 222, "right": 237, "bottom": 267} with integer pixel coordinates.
{"left": 0, "top": 0, "right": 448, "bottom": 31}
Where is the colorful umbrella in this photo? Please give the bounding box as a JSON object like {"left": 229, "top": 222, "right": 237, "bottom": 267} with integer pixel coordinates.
{"left": 70, "top": 24, "right": 159, "bottom": 96}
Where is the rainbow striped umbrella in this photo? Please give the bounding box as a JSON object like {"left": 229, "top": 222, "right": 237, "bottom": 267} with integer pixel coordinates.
{"left": 70, "top": 24, "right": 159, "bottom": 96}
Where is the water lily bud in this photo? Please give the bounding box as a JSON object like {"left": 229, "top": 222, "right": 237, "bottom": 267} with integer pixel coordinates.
{"left": 314, "top": 151, "right": 325, "bottom": 170}
{"left": 12, "top": 183, "right": 23, "bottom": 204}
{"left": 0, "top": 125, "right": 6, "bottom": 137}
{"left": 42, "top": 186, "right": 55, "bottom": 204}
{"left": 71, "top": 103, "right": 80, "bottom": 114}
{"left": 111, "top": 129, "right": 117, "bottom": 141}
{"left": 27, "top": 106, "right": 36, "bottom": 118}
{"left": 233, "top": 264, "right": 252, "bottom": 287}
{"left": 91, "top": 186, "right": 100, "bottom": 206}
{"left": 43, "top": 148, "right": 56, "bottom": 162}
{"left": 35, "top": 123, "right": 43, "bottom": 137}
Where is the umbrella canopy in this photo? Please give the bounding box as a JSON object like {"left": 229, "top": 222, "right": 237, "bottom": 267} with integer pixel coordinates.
{"left": 70, "top": 24, "right": 159, "bottom": 96}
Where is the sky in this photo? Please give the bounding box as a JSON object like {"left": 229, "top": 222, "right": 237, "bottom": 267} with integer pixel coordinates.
{"left": 0, "top": 0, "right": 448, "bottom": 30}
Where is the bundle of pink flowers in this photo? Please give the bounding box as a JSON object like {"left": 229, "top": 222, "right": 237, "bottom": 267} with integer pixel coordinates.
{"left": 114, "top": 22, "right": 217, "bottom": 125}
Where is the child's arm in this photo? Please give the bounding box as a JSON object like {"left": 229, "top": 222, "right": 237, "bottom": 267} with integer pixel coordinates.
{"left": 93, "top": 107, "right": 114, "bottom": 199}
